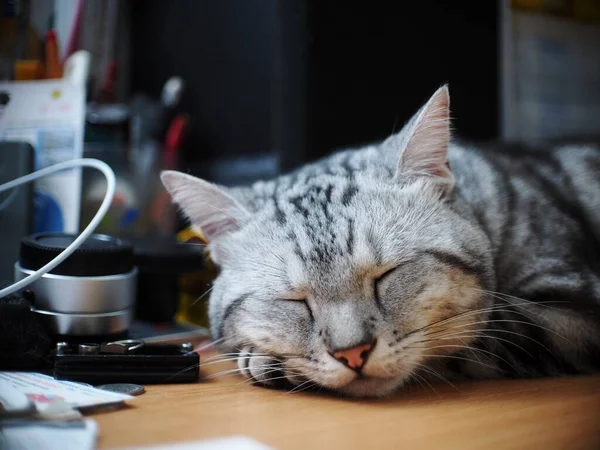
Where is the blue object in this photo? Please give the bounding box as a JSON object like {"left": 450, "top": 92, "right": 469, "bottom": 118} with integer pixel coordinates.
{"left": 34, "top": 190, "right": 64, "bottom": 233}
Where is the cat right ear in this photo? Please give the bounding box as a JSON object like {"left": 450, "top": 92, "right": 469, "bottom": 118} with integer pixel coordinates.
{"left": 160, "top": 171, "right": 250, "bottom": 242}
{"left": 386, "top": 85, "right": 454, "bottom": 196}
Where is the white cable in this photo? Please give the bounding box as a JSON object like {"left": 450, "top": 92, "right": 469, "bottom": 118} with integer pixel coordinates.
{"left": 0, "top": 158, "right": 116, "bottom": 298}
{"left": 0, "top": 185, "right": 18, "bottom": 213}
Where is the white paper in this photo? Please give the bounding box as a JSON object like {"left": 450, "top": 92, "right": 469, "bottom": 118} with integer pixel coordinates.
{"left": 0, "top": 372, "right": 132, "bottom": 412}
{"left": 0, "top": 382, "right": 33, "bottom": 413}
{"left": 0, "top": 80, "right": 85, "bottom": 233}
{"left": 112, "top": 436, "right": 275, "bottom": 450}
{"left": 0, "top": 418, "right": 98, "bottom": 450}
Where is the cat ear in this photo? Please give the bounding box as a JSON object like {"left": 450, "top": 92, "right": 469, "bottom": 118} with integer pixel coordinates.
{"left": 391, "top": 85, "right": 454, "bottom": 194}
{"left": 160, "top": 170, "right": 251, "bottom": 242}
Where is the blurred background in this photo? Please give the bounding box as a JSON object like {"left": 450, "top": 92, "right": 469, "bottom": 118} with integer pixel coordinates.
{"left": 2, "top": 0, "right": 600, "bottom": 335}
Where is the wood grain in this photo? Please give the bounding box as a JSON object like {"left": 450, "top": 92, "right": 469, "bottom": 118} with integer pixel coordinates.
{"left": 91, "top": 347, "right": 600, "bottom": 450}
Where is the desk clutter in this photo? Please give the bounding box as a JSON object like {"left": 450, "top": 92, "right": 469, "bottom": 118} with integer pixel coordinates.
{"left": 0, "top": 230, "right": 211, "bottom": 448}
{"left": 0, "top": 340, "right": 203, "bottom": 450}
{"left": 0, "top": 230, "right": 208, "bottom": 369}
{"left": 0, "top": 371, "right": 131, "bottom": 450}
{"left": 0, "top": 372, "right": 276, "bottom": 450}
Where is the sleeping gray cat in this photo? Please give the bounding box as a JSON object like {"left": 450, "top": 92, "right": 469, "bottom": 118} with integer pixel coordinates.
{"left": 161, "top": 86, "right": 600, "bottom": 397}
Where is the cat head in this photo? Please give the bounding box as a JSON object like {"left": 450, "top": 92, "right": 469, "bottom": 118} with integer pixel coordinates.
{"left": 161, "top": 86, "right": 495, "bottom": 397}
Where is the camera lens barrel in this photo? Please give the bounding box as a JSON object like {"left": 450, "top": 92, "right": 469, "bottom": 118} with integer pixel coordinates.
{"left": 15, "top": 232, "right": 137, "bottom": 336}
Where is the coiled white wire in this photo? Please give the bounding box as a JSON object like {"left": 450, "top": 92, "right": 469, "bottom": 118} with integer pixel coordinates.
{"left": 0, "top": 158, "right": 116, "bottom": 298}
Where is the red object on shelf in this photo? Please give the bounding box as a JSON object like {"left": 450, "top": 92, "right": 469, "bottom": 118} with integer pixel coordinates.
{"left": 100, "top": 60, "right": 118, "bottom": 103}
{"left": 45, "top": 29, "right": 62, "bottom": 79}
{"left": 163, "top": 114, "right": 189, "bottom": 169}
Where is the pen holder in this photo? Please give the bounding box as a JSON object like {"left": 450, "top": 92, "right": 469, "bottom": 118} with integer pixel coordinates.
{"left": 80, "top": 143, "right": 178, "bottom": 236}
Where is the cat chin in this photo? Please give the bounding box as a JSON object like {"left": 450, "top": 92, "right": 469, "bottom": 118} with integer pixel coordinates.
{"left": 334, "top": 376, "right": 403, "bottom": 398}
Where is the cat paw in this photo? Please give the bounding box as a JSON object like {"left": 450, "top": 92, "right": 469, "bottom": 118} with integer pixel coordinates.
{"left": 236, "top": 347, "right": 290, "bottom": 389}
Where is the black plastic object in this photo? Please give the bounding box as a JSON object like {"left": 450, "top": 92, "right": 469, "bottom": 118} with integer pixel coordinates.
{"left": 54, "top": 341, "right": 199, "bottom": 384}
{"left": 0, "top": 291, "right": 52, "bottom": 370}
{"left": 19, "top": 233, "right": 134, "bottom": 276}
{"left": 118, "top": 234, "right": 205, "bottom": 323}
{"left": 123, "top": 234, "right": 205, "bottom": 274}
{"left": 0, "top": 141, "right": 34, "bottom": 284}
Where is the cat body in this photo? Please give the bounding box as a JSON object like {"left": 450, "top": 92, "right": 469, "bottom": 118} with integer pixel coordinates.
{"left": 162, "top": 87, "right": 600, "bottom": 397}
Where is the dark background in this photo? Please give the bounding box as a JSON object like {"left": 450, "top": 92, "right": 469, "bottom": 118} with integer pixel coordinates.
{"left": 130, "top": 0, "right": 500, "bottom": 182}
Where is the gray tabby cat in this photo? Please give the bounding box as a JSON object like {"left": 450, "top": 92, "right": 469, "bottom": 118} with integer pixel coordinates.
{"left": 161, "top": 86, "right": 600, "bottom": 397}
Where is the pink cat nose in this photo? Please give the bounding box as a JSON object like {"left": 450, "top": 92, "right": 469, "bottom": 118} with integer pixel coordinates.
{"left": 331, "top": 341, "right": 375, "bottom": 371}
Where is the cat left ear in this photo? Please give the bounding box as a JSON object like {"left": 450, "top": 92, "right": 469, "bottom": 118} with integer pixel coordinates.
{"left": 160, "top": 170, "right": 251, "bottom": 243}
{"left": 392, "top": 85, "right": 454, "bottom": 195}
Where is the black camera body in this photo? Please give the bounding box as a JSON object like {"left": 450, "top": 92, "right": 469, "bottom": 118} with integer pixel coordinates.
{"left": 0, "top": 292, "right": 52, "bottom": 370}
{"left": 0, "top": 295, "right": 199, "bottom": 383}
{"left": 0, "top": 232, "right": 204, "bottom": 384}
{"left": 54, "top": 340, "right": 199, "bottom": 384}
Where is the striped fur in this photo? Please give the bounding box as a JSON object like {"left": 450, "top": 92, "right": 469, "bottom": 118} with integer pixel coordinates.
{"left": 162, "top": 86, "right": 600, "bottom": 397}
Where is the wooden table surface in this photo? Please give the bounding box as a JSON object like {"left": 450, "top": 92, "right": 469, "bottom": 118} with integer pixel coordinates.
{"left": 91, "top": 345, "right": 600, "bottom": 450}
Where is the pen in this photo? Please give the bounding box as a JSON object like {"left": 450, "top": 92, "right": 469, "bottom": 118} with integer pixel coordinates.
{"left": 163, "top": 114, "right": 189, "bottom": 169}
{"left": 45, "top": 29, "right": 62, "bottom": 79}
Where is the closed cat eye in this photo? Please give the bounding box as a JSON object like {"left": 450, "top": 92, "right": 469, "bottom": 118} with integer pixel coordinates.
{"left": 374, "top": 267, "right": 398, "bottom": 284}
{"left": 278, "top": 297, "right": 314, "bottom": 321}
{"left": 277, "top": 297, "right": 307, "bottom": 302}
{"left": 374, "top": 267, "right": 398, "bottom": 305}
